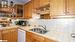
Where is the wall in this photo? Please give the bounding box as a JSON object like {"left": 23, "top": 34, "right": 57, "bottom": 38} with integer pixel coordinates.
{"left": 28, "top": 19, "right": 75, "bottom": 42}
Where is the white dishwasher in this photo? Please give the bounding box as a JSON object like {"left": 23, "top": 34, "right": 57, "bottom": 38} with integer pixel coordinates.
{"left": 18, "top": 29, "right": 26, "bottom": 42}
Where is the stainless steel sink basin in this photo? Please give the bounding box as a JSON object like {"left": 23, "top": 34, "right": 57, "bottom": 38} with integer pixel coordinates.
{"left": 29, "top": 28, "right": 48, "bottom": 34}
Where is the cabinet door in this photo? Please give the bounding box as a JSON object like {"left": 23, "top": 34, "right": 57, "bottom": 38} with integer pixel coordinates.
{"left": 67, "top": 0, "right": 75, "bottom": 15}
{"left": 2, "top": 28, "right": 18, "bottom": 42}
{"left": 16, "top": 5, "right": 23, "bottom": 18}
{"left": 50, "top": 0, "right": 65, "bottom": 18}
{"left": 45, "top": 38, "right": 57, "bottom": 42}
{"left": 0, "top": 30, "right": 2, "bottom": 40}
{"left": 40, "top": 0, "right": 50, "bottom": 7}
{"left": 24, "top": 1, "right": 32, "bottom": 19}
{"left": 31, "top": 33, "right": 44, "bottom": 42}
{"left": 26, "top": 32, "right": 33, "bottom": 42}
{"left": 24, "top": 4, "right": 28, "bottom": 19}
{"left": 33, "top": 0, "right": 40, "bottom": 9}
{"left": 26, "top": 31, "right": 44, "bottom": 42}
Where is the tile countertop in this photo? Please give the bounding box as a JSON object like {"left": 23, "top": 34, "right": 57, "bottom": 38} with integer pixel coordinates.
{"left": 0, "top": 25, "right": 58, "bottom": 42}
{"left": 18, "top": 26, "right": 59, "bottom": 42}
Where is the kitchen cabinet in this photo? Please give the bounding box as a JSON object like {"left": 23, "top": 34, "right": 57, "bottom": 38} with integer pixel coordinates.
{"left": 2, "top": 28, "right": 18, "bottom": 42}
{"left": 26, "top": 32, "right": 33, "bottom": 42}
{"left": 26, "top": 31, "right": 57, "bottom": 42}
{"left": 66, "top": 0, "right": 75, "bottom": 15}
{"left": 15, "top": 4, "right": 24, "bottom": 18}
{"left": 26, "top": 31, "right": 44, "bottom": 42}
{"left": 50, "top": 0, "right": 65, "bottom": 18}
{"left": 33, "top": 0, "right": 50, "bottom": 9}
{"left": 32, "top": 0, "right": 40, "bottom": 9}
{"left": 50, "top": 0, "right": 75, "bottom": 18}
{"left": 40, "top": 0, "right": 50, "bottom": 7}
{"left": 0, "top": 30, "right": 2, "bottom": 40}
{"left": 45, "top": 38, "right": 57, "bottom": 42}
{"left": 32, "top": 0, "right": 50, "bottom": 19}
{"left": 24, "top": 1, "right": 32, "bottom": 19}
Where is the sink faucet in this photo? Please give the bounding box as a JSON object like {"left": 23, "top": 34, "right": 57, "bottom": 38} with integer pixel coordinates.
{"left": 38, "top": 25, "right": 47, "bottom": 30}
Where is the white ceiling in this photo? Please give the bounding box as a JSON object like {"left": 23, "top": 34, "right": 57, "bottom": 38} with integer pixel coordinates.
{"left": 14, "top": 0, "right": 31, "bottom": 4}
{"left": 0, "top": 0, "right": 31, "bottom": 4}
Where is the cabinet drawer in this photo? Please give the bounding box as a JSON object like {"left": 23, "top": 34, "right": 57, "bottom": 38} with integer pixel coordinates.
{"left": 45, "top": 38, "right": 57, "bottom": 42}
{"left": 2, "top": 28, "right": 18, "bottom": 33}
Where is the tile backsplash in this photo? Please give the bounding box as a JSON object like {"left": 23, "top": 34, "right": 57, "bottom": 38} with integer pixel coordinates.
{"left": 29, "top": 19, "right": 74, "bottom": 31}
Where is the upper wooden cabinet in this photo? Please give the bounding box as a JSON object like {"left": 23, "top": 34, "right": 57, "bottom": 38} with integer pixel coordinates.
{"left": 50, "top": 0, "right": 65, "bottom": 18}
{"left": 24, "top": 0, "right": 75, "bottom": 19}
{"left": 32, "top": 0, "right": 50, "bottom": 9}
{"left": 32, "top": 0, "right": 40, "bottom": 9}
{"left": 15, "top": 4, "right": 24, "bottom": 18}
{"left": 66, "top": 0, "right": 75, "bottom": 15}
{"left": 40, "top": 0, "right": 50, "bottom": 7}
{"left": 24, "top": 1, "right": 32, "bottom": 19}
{"left": 50, "top": 0, "right": 75, "bottom": 18}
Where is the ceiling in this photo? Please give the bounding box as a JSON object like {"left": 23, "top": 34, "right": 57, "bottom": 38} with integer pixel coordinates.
{"left": 0, "top": 0, "right": 31, "bottom": 4}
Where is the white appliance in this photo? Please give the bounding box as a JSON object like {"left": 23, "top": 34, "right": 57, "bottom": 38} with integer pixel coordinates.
{"left": 18, "top": 29, "right": 26, "bottom": 42}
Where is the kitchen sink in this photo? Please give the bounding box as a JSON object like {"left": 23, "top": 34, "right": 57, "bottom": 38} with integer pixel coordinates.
{"left": 29, "top": 28, "right": 48, "bottom": 34}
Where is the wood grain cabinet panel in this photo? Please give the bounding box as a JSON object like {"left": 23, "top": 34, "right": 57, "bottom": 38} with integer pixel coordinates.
{"left": 45, "top": 38, "right": 57, "bottom": 42}
{"left": 0, "top": 30, "right": 2, "bottom": 40}
{"left": 50, "top": 0, "right": 65, "bottom": 18}
{"left": 24, "top": 1, "right": 32, "bottom": 19}
{"left": 26, "top": 32, "right": 33, "bottom": 42}
{"left": 15, "top": 4, "right": 24, "bottom": 18}
{"left": 67, "top": 0, "right": 75, "bottom": 15}
{"left": 50, "top": 0, "right": 75, "bottom": 18}
{"left": 40, "top": 0, "right": 50, "bottom": 7}
{"left": 33, "top": 0, "right": 40, "bottom": 9}
{"left": 26, "top": 31, "right": 44, "bottom": 42}
{"left": 2, "top": 28, "right": 18, "bottom": 42}
{"left": 26, "top": 31, "right": 57, "bottom": 42}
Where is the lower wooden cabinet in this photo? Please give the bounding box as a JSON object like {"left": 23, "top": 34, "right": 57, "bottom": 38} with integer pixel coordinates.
{"left": 26, "top": 31, "right": 56, "bottom": 42}
{"left": 45, "top": 38, "right": 57, "bottom": 42}
{"left": 2, "top": 28, "right": 18, "bottom": 42}
{"left": 26, "top": 31, "right": 44, "bottom": 42}
{"left": 26, "top": 32, "right": 33, "bottom": 42}
{"left": 0, "top": 30, "right": 2, "bottom": 40}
